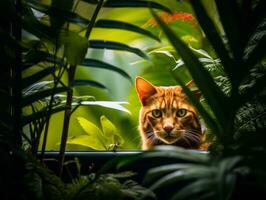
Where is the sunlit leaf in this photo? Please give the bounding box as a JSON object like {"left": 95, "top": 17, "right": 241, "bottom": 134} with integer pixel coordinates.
{"left": 81, "top": 59, "right": 132, "bottom": 82}
{"left": 60, "top": 31, "right": 88, "bottom": 65}
{"left": 74, "top": 101, "right": 130, "bottom": 114}
{"left": 88, "top": 40, "right": 148, "bottom": 59}
{"left": 77, "top": 117, "right": 103, "bottom": 137}
{"left": 67, "top": 135, "right": 106, "bottom": 150}
{"left": 100, "top": 115, "right": 124, "bottom": 145}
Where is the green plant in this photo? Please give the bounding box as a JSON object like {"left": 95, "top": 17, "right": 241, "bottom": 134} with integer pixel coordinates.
{"left": 1, "top": 0, "right": 172, "bottom": 199}
{"left": 66, "top": 115, "right": 124, "bottom": 150}
{"left": 18, "top": 0, "right": 171, "bottom": 175}
{"left": 66, "top": 171, "right": 155, "bottom": 200}
{"left": 113, "top": 0, "right": 266, "bottom": 199}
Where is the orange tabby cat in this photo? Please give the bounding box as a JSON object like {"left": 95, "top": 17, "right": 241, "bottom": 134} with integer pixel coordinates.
{"left": 135, "top": 76, "right": 205, "bottom": 150}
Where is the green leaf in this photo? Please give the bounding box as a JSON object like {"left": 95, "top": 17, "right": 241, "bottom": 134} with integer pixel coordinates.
{"left": 95, "top": 20, "right": 160, "bottom": 42}
{"left": 150, "top": 167, "right": 213, "bottom": 191}
{"left": 73, "top": 79, "right": 107, "bottom": 89}
{"left": 88, "top": 40, "right": 148, "bottom": 59}
{"left": 190, "top": 0, "right": 233, "bottom": 80}
{"left": 214, "top": 0, "right": 242, "bottom": 59}
{"left": 67, "top": 135, "right": 106, "bottom": 150}
{"left": 22, "top": 68, "right": 54, "bottom": 89}
{"left": 103, "top": 0, "right": 172, "bottom": 13}
{"left": 22, "top": 87, "right": 67, "bottom": 106}
{"left": 21, "top": 106, "right": 65, "bottom": 125}
{"left": 22, "top": 50, "right": 64, "bottom": 70}
{"left": 152, "top": 9, "right": 229, "bottom": 132}
{"left": 81, "top": 59, "right": 132, "bottom": 82}
{"left": 21, "top": 8, "right": 56, "bottom": 40}
{"left": 26, "top": 0, "right": 90, "bottom": 26}
{"left": 170, "top": 179, "right": 214, "bottom": 200}
{"left": 75, "top": 101, "right": 130, "bottom": 114}
{"left": 100, "top": 115, "right": 124, "bottom": 145}
{"left": 144, "top": 163, "right": 202, "bottom": 185}
{"left": 76, "top": 117, "right": 107, "bottom": 148}
{"left": 60, "top": 31, "right": 88, "bottom": 65}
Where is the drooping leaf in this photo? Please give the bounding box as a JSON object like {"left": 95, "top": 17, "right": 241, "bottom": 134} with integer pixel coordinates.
{"left": 73, "top": 79, "right": 107, "bottom": 89}
{"left": 66, "top": 135, "right": 106, "bottom": 150}
{"left": 95, "top": 20, "right": 160, "bottom": 42}
{"left": 144, "top": 163, "right": 202, "bottom": 185}
{"left": 150, "top": 167, "right": 213, "bottom": 191}
{"left": 22, "top": 87, "right": 67, "bottom": 106}
{"left": 22, "top": 68, "right": 54, "bottom": 89}
{"left": 26, "top": 0, "right": 90, "bottom": 25}
{"left": 21, "top": 106, "right": 66, "bottom": 125}
{"left": 81, "top": 59, "right": 132, "bottom": 82}
{"left": 60, "top": 31, "right": 88, "bottom": 65}
{"left": 22, "top": 50, "right": 64, "bottom": 70}
{"left": 170, "top": 179, "right": 215, "bottom": 200}
{"left": 74, "top": 101, "right": 130, "bottom": 114}
{"left": 88, "top": 40, "right": 148, "bottom": 59}
{"left": 21, "top": 7, "right": 56, "bottom": 40}
{"left": 190, "top": 0, "right": 233, "bottom": 80}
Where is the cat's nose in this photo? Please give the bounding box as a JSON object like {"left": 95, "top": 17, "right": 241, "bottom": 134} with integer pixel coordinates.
{"left": 163, "top": 125, "right": 173, "bottom": 133}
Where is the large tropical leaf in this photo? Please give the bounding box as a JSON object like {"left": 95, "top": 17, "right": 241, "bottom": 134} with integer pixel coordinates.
{"left": 22, "top": 68, "right": 54, "bottom": 89}
{"left": 26, "top": 0, "right": 90, "bottom": 25}
{"left": 22, "top": 87, "right": 67, "bottom": 106}
{"left": 21, "top": 106, "right": 66, "bottom": 125}
{"left": 190, "top": 0, "right": 233, "bottom": 81}
{"left": 95, "top": 20, "right": 160, "bottom": 42}
{"left": 214, "top": 0, "right": 242, "bottom": 59}
{"left": 88, "top": 40, "right": 148, "bottom": 59}
{"left": 73, "top": 101, "right": 130, "bottom": 114}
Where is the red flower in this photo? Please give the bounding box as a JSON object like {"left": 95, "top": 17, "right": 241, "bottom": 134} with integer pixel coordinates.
{"left": 144, "top": 12, "right": 198, "bottom": 27}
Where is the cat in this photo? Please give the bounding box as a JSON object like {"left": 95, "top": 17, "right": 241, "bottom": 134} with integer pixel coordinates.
{"left": 135, "top": 76, "right": 206, "bottom": 150}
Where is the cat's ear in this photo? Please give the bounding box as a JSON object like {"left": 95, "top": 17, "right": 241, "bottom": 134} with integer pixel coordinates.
{"left": 135, "top": 76, "right": 157, "bottom": 105}
{"left": 185, "top": 80, "right": 201, "bottom": 100}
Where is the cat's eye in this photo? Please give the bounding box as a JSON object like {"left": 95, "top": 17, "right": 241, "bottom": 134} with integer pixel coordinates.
{"left": 152, "top": 109, "right": 162, "bottom": 118}
{"left": 176, "top": 108, "right": 187, "bottom": 117}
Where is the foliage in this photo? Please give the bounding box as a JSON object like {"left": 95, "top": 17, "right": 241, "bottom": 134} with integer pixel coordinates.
{"left": 66, "top": 171, "right": 155, "bottom": 200}
{"left": 114, "top": 0, "right": 266, "bottom": 199}
{"left": 66, "top": 115, "right": 124, "bottom": 150}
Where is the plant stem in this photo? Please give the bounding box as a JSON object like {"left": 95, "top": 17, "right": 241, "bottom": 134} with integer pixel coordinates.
{"left": 57, "top": 0, "right": 105, "bottom": 177}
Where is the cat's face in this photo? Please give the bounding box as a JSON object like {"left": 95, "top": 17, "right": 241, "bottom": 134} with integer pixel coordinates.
{"left": 136, "top": 77, "right": 202, "bottom": 149}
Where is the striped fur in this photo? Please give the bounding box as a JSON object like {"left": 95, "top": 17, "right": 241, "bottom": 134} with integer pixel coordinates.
{"left": 136, "top": 77, "right": 204, "bottom": 150}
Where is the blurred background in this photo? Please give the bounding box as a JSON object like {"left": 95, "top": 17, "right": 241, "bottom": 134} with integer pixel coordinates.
{"left": 34, "top": 0, "right": 220, "bottom": 150}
